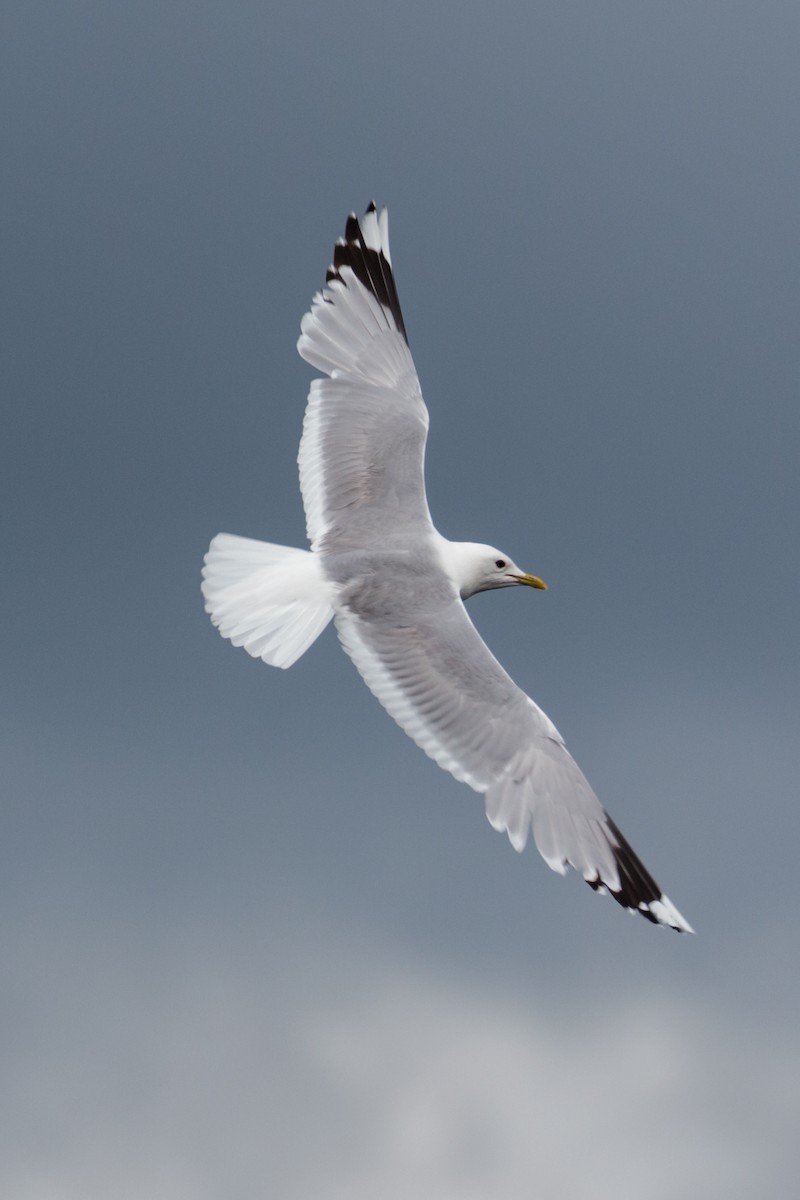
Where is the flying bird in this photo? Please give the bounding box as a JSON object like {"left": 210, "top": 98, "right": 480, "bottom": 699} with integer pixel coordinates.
{"left": 202, "top": 203, "right": 693, "bottom": 933}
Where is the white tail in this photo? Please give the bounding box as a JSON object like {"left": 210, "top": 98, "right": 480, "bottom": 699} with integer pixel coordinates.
{"left": 201, "top": 534, "right": 333, "bottom": 669}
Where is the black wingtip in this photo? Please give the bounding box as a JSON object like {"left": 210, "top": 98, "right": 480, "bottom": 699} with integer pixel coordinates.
{"left": 591, "top": 816, "right": 690, "bottom": 932}
{"left": 328, "top": 203, "right": 408, "bottom": 343}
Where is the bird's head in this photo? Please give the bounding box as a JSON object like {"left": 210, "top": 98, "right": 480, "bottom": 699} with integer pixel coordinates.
{"left": 443, "top": 541, "right": 547, "bottom": 600}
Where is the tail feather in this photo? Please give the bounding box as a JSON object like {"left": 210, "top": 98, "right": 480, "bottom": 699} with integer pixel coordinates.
{"left": 202, "top": 534, "right": 333, "bottom": 669}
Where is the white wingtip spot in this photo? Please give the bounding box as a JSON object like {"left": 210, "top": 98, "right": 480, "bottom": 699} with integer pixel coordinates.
{"left": 645, "top": 896, "right": 695, "bottom": 934}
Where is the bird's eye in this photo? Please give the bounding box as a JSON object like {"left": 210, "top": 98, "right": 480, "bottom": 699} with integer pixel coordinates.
{"left": 495, "top": 559, "right": 506, "bottom": 569}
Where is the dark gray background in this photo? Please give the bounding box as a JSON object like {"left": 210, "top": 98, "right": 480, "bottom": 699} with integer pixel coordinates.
{"left": 4, "top": 2, "right": 798, "bottom": 1196}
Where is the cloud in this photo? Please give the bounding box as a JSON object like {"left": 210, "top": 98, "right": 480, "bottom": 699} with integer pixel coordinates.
{"left": 3, "top": 915, "right": 795, "bottom": 1200}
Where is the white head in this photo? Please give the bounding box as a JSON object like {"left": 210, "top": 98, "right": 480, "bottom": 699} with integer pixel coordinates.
{"left": 440, "top": 540, "right": 548, "bottom": 601}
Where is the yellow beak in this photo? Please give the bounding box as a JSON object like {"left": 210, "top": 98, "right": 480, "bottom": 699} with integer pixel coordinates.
{"left": 514, "top": 572, "right": 547, "bottom": 591}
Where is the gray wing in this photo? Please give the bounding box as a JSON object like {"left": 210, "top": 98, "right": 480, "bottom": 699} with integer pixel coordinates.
{"left": 335, "top": 561, "right": 693, "bottom": 933}
{"left": 296, "top": 204, "right": 432, "bottom": 554}
{"left": 298, "top": 206, "right": 691, "bottom": 933}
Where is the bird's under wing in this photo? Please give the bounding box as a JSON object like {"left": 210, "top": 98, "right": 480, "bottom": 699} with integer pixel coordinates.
{"left": 335, "top": 574, "right": 693, "bottom": 933}
{"left": 296, "top": 203, "right": 433, "bottom": 553}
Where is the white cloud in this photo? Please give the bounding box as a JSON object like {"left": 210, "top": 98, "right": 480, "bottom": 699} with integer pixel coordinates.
{"left": 3, "top": 917, "right": 796, "bottom": 1200}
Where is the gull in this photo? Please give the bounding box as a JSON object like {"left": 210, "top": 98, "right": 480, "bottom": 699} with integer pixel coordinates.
{"left": 202, "top": 203, "right": 693, "bottom": 933}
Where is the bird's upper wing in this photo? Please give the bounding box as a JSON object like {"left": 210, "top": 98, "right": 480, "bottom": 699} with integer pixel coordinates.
{"left": 297, "top": 205, "right": 691, "bottom": 933}
{"left": 334, "top": 561, "right": 692, "bottom": 933}
{"left": 296, "top": 204, "right": 433, "bottom": 553}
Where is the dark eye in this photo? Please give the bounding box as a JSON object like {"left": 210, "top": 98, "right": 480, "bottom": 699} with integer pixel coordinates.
{"left": 495, "top": 559, "right": 506, "bottom": 569}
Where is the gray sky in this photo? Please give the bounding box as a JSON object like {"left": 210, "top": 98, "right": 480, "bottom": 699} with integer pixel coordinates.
{"left": 4, "top": 2, "right": 799, "bottom": 1196}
